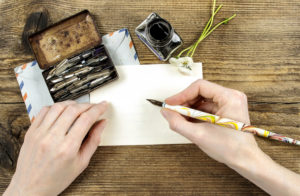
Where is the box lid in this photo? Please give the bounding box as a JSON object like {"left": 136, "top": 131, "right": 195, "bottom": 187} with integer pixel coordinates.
{"left": 29, "top": 10, "right": 101, "bottom": 70}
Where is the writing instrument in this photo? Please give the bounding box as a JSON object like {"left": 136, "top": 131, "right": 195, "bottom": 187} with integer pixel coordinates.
{"left": 68, "top": 50, "right": 92, "bottom": 64}
{"left": 84, "top": 55, "right": 108, "bottom": 67}
{"left": 71, "top": 69, "right": 112, "bottom": 87}
{"left": 50, "top": 76, "right": 64, "bottom": 84}
{"left": 47, "top": 68, "right": 56, "bottom": 81}
{"left": 68, "top": 46, "right": 104, "bottom": 64}
{"left": 64, "top": 69, "right": 111, "bottom": 92}
{"left": 147, "top": 99, "right": 300, "bottom": 146}
{"left": 70, "top": 74, "right": 110, "bottom": 94}
{"left": 59, "top": 65, "right": 82, "bottom": 76}
{"left": 48, "top": 55, "right": 108, "bottom": 84}
{"left": 73, "top": 55, "right": 108, "bottom": 68}
{"left": 46, "top": 49, "right": 106, "bottom": 80}
{"left": 57, "top": 55, "right": 108, "bottom": 77}
{"left": 64, "top": 66, "right": 93, "bottom": 79}
{"left": 54, "top": 60, "right": 75, "bottom": 76}
{"left": 50, "top": 60, "right": 109, "bottom": 84}
{"left": 46, "top": 59, "right": 69, "bottom": 80}
{"left": 53, "top": 70, "right": 113, "bottom": 99}
{"left": 50, "top": 76, "right": 79, "bottom": 92}
{"left": 50, "top": 66, "right": 94, "bottom": 84}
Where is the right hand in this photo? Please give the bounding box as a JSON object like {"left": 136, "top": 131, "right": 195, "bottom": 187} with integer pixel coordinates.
{"left": 161, "top": 79, "right": 260, "bottom": 167}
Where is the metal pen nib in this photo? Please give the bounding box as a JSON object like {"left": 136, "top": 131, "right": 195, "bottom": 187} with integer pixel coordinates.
{"left": 46, "top": 59, "right": 69, "bottom": 80}
{"left": 86, "top": 55, "right": 108, "bottom": 67}
{"left": 50, "top": 76, "right": 64, "bottom": 84}
{"left": 70, "top": 74, "right": 110, "bottom": 94}
{"left": 50, "top": 76, "right": 79, "bottom": 92}
{"left": 63, "top": 66, "right": 93, "bottom": 79}
{"left": 46, "top": 68, "right": 56, "bottom": 80}
{"left": 146, "top": 99, "right": 163, "bottom": 107}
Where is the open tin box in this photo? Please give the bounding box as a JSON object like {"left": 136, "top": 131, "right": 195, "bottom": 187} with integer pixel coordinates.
{"left": 28, "top": 10, "right": 118, "bottom": 102}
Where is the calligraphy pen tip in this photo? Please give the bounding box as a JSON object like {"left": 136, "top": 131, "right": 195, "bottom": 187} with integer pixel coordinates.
{"left": 146, "top": 99, "right": 163, "bottom": 107}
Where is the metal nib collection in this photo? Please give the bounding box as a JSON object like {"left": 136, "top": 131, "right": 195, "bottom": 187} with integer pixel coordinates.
{"left": 45, "top": 46, "right": 115, "bottom": 102}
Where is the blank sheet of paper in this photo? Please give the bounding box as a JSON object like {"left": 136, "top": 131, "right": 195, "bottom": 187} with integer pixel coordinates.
{"left": 90, "top": 63, "right": 202, "bottom": 146}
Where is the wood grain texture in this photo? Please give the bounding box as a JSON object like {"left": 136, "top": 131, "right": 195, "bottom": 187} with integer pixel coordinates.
{"left": 0, "top": 0, "right": 299, "bottom": 195}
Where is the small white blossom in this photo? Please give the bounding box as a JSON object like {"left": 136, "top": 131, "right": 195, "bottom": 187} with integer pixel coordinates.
{"left": 169, "top": 57, "right": 179, "bottom": 66}
{"left": 178, "top": 66, "right": 193, "bottom": 75}
{"left": 169, "top": 57, "right": 194, "bottom": 75}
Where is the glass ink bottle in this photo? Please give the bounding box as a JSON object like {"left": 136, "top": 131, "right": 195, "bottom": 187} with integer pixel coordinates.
{"left": 135, "top": 13, "right": 183, "bottom": 61}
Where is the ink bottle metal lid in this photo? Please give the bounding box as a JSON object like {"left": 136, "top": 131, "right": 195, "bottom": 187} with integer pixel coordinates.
{"left": 135, "top": 13, "right": 183, "bottom": 61}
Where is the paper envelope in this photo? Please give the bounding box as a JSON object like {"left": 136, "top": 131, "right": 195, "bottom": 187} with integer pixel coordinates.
{"left": 102, "top": 28, "right": 140, "bottom": 66}
{"left": 14, "top": 28, "right": 140, "bottom": 122}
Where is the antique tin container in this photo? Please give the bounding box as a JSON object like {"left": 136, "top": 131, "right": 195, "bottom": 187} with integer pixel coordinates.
{"left": 29, "top": 10, "right": 118, "bottom": 102}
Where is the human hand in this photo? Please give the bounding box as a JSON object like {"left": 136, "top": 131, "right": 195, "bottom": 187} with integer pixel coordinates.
{"left": 4, "top": 101, "right": 108, "bottom": 196}
{"left": 161, "top": 79, "right": 259, "bottom": 167}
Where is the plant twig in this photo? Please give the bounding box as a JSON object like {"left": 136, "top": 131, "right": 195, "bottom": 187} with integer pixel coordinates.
{"left": 175, "top": 0, "right": 236, "bottom": 59}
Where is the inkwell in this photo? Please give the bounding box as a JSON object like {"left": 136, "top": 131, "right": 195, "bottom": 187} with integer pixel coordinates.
{"left": 135, "top": 13, "right": 183, "bottom": 61}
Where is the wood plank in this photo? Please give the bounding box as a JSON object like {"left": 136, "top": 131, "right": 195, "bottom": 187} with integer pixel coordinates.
{"left": 0, "top": 102, "right": 299, "bottom": 194}
{"left": 1, "top": 58, "right": 300, "bottom": 103}
{"left": 1, "top": 0, "right": 299, "bottom": 103}
{"left": 0, "top": 0, "right": 299, "bottom": 195}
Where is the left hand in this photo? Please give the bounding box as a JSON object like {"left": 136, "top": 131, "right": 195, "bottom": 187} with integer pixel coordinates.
{"left": 4, "top": 101, "right": 108, "bottom": 196}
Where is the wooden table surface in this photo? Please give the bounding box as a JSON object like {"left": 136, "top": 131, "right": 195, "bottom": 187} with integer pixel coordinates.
{"left": 0, "top": 0, "right": 299, "bottom": 195}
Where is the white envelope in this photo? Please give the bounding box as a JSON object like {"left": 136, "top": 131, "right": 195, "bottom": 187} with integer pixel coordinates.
{"left": 102, "top": 28, "right": 140, "bottom": 66}
{"left": 14, "top": 28, "right": 140, "bottom": 122}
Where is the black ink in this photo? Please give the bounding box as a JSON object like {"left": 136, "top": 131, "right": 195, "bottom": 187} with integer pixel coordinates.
{"left": 135, "top": 13, "right": 183, "bottom": 61}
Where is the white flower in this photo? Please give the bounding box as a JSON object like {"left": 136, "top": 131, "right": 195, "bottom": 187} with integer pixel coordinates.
{"left": 178, "top": 66, "right": 193, "bottom": 75}
{"left": 169, "top": 57, "right": 179, "bottom": 66}
{"left": 169, "top": 57, "right": 194, "bottom": 75}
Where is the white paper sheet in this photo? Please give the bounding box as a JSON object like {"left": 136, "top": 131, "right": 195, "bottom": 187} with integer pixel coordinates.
{"left": 90, "top": 64, "right": 203, "bottom": 146}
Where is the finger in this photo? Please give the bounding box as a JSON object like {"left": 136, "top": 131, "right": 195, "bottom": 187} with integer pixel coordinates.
{"left": 67, "top": 101, "right": 108, "bottom": 147}
{"left": 195, "top": 101, "right": 219, "bottom": 114}
{"left": 29, "top": 106, "right": 50, "bottom": 132}
{"left": 51, "top": 103, "right": 94, "bottom": 136}
{"left": 184, "top": 96, "right": 204, "bottom": 107}
{"left": 161, "top": 108, "right": 201, "bottom": 142}
{"left": 78, "top": 119, "right": 107, "bottom": 168}
{"left": 165, "top": 79, "right": 227, "bottom": 105}
{"left": 39, "top": 101, "right": 77, "bottom": 132}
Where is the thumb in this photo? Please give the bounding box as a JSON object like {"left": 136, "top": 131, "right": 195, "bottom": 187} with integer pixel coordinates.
{"left": 161, "top": 108, "right": 201, "bottom": 142}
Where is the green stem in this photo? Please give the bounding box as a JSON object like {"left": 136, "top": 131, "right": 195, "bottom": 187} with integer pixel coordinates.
{"left": 206, "top": 0, "right": 217, "bottom": 37}
{"left": 178, "top": 1, "right": 221, "bottom": 58}
{"left": 204, "top": 14, "right": 236, "bottom": 39}
{"left": 189, "top": 4, "right": 223, "bottom": 57}
{"left": 187, "top": 4, "right": 223, "bottom": 57}
{"left": 202, "top": 4, "right": 222, "bottom": 39}
{"left": 187, "top": 42, "right": 198, "bottom": 56}
{"left": 176, "top": 0, "right": 236, "bottom": 59}
{"left": 190, "top": 13, "right": 236, "bottom": 57}
{"left": 176, "top": 45, "right": 193, "bottom": 58}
